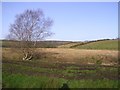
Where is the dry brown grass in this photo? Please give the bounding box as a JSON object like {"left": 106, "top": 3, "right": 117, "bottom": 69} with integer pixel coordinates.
{"left": 2, "top": 48, "right": 23, "bottom": 61}
{"left": 36, "top": 48, "right": 118, "bottom": 65}
{"left": 2, "top": 48, "right": 118, "bottom": 65}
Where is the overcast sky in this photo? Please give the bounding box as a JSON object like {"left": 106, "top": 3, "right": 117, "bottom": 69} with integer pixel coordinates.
{"left": 1, "top": 2, "right": 118, "bottom": 41}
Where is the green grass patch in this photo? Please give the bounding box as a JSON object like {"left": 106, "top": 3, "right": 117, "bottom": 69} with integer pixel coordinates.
{"left": 3, "top": 60, "right": 118, "bottom": 80}
{"left": 2, "top": 72, "right": 65, "bottom": 88}
{"left": 71, "top": 40, "right": 118, "bottom": 50}
{"left": 68, "top": 79, "right": 118, "bottom": 88}
{"left": 3, "top": 72, "right": 118, "bottom": 88}
{"left": 3, "top": 63, "right": 62, "bottom": 75}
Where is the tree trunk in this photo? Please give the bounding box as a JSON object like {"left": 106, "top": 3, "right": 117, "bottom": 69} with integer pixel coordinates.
{"left": 23, "top": 53, "right": 32, "bottom": 61}
{"left": 26, "top": 55, "right": 32, "bottom": 60}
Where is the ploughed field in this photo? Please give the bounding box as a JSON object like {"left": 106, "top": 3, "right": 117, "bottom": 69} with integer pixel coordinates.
{"left": 2, "top": 47, "right": 119, "bottom": 88}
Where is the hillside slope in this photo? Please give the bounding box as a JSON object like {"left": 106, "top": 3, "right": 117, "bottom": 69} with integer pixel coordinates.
{"left": 57, "top": 42, "right": 81, "bottom": 48}
{"left": 1, "top": 39, "right": 118, "bottom": 50}
{"left": 71, "top": 40, "right": 118, "bottom": 50}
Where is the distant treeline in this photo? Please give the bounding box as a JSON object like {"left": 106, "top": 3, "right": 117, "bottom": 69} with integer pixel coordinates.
{"left": 1, "top": 40, "right": 71, "bottom": 48}
{"left": 1, "top": 38, "right": 118, "bottom": 48}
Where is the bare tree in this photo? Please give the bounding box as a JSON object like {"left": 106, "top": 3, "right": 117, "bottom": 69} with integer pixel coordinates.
{"left": 7, "top": 9, "right": 53, "bottom": 60}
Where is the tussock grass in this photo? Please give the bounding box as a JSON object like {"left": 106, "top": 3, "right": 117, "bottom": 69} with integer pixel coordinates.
{"left": 3, "top": 48, "right": 118, "bottom": 65}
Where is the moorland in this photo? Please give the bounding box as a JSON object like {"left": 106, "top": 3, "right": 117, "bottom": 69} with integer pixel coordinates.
{"left": 2, "top": 39, "right": 119, "bottom": 88}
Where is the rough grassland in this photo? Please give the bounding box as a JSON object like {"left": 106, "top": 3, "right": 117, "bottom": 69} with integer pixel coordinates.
{"left": 2, "top": 47, "right": 119, "bottom": 88}
{"left": 3, "top": 72, "right": 118, "bottom": 88}
{"left": 2, "top": 48, "right": 118, "bottom": 65}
